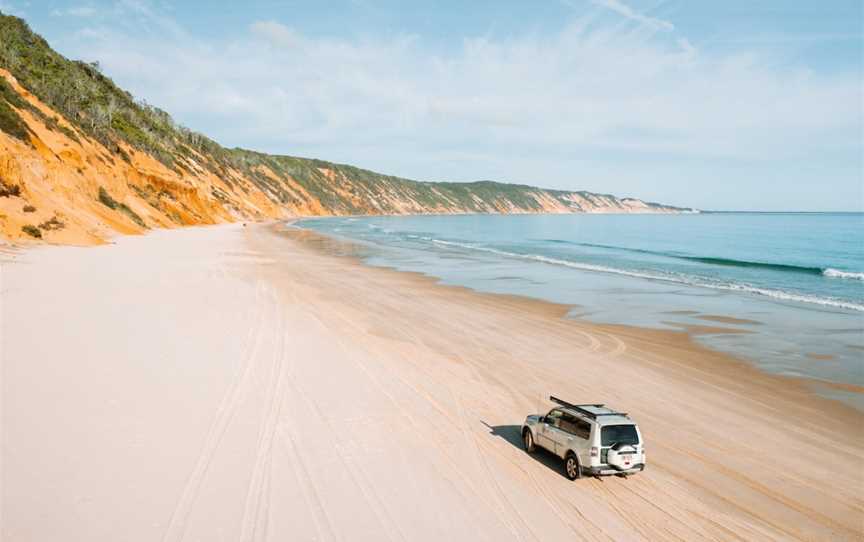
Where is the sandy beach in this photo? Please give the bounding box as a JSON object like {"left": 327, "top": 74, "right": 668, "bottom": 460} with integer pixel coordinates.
{"left": 2, "top": 222, "right": 862, "bottom": 541}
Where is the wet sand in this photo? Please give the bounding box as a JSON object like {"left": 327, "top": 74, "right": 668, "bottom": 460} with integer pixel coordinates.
{"left": 695, "top": 314, "right": 763, "bottom": 326}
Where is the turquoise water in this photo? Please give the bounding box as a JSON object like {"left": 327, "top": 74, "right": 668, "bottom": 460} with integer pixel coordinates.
{"left": 296, "top": 213, "right": 864, "bottom": 395}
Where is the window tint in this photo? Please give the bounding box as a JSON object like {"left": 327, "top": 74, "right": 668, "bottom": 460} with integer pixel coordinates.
{"left": 546, "top": 409, "right": 563, "bottom": 428}
{"left": 574, "top": 419, "right": 591, "bottom": 440}
{"left": 601, "top": 425, "right": 639, "bottom": 446}
{"left": 559, "top": 414, "right": 591, "bottom": 439}
{"left": 558, "top": 413, "right": 578, "bottom": 435}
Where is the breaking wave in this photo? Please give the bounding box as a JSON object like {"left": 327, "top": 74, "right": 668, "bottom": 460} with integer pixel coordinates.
{"left": 543, "top": 240, "right": 859, "bottom": 278}
{"left": 431, "top": 239, "right": 864, "bottom": 312}
{"left": 823, "top": 268, "right": 864, "bottom": 281}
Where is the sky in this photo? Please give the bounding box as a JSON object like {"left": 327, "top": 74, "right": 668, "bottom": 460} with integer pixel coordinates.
{"left": 2, "top": 0, "right": 862, "bottom": 211}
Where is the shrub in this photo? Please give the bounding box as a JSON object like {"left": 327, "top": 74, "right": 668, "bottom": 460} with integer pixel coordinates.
{"left": 0, "top": 98, "right": 31, "bottom": 143}
{"left": 98, "top": 186, "right": 118, "bottom": 209}
{"left": 38, "top": 215, "right": 64, "bottom": 230}
{"left": 21, "top": 224, "right": 41, "bottom": 238}
{"left": 97, "top": 186, "right": 145, "bottom": 228}
{"left": 0, "top": 180, "right": 21, "bottom": 197}
{"left": 0, "top": 76, "right": 35, "bottom": 145}
{"left": 22, "top": 204, "right": 35, "bottom": 212}
{"left": 120, "top": 204, "right": 146, "bottom": 228}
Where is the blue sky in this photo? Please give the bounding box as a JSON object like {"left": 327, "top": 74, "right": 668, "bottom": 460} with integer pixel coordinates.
{"left": 2, "top": 0, "right": 862, "bottom": 211}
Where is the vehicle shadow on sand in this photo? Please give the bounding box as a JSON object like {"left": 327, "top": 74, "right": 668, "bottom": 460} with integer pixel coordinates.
{"left": 480, "top": 422, "right": 570, "bottom": 479}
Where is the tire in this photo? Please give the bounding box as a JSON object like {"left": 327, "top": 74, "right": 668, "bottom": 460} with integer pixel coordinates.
{"left": 523, "top": 429, "right": 536, "bottom": 453}
{"left": 564, "top": 452, "right": 582, "bottom": 480}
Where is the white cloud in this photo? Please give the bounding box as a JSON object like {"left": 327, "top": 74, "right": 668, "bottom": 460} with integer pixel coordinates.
{"left": 250, "top": 20, "right": 302, "bottom": 48}
{"left": 51, "top": 6, "right": 98, "bottom": 18}
{"left": 82, "top": 19, "right": 855, "bottom": 154}
{"left": 590, "top": 0, "right": 674, "bottom": 32}
{"left": 47, "top": 3, "right": 862, "bottom": 209}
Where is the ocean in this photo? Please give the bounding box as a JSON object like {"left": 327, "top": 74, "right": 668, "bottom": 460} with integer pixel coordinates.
{"left": 296, "top": 213, "right": 864, "bottom": 403}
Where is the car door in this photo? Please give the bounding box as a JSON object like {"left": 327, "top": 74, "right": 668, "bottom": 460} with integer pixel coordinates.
{"left": 537, "top": 409, "right": 563, "bottom": 452}
{"left": 555, "top": 413, "right": 585, "bottom": 459}
{"left": 546, "top": 410, "right": 576, "bottom": 457}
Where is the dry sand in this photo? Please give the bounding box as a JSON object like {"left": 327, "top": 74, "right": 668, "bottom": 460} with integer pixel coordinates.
{"left": 2, "top": 222, "right": 862, "bottom": 541}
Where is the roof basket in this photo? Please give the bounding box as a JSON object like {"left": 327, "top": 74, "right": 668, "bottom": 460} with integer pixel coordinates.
{"left": 550, "top": 396, "right": 628, "bottom": 419}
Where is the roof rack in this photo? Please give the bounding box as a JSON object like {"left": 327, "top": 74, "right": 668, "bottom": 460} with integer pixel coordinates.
{"left": 550, "top": 396, "right": 628, "bottom": 419}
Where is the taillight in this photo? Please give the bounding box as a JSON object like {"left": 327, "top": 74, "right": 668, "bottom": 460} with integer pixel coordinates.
{"left": 590, "top": 447, "right": 598, "bottom": 458}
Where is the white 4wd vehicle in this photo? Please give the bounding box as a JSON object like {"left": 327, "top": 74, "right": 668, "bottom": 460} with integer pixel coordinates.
{"left": 521, "top": 396, "right": 645, "bottom": 479}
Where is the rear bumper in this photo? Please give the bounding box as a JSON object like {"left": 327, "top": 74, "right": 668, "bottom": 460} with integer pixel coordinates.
{"left": 585, "top": 463, "right": 645, "bottom": 476}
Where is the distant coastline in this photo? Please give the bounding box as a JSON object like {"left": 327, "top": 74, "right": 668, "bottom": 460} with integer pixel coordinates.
{"left": 700, "top": 210, "right": 864, "bottom": 214}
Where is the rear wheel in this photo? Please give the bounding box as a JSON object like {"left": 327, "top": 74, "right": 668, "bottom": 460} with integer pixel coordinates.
{"left": 523, "top": 429, "right": 536, "bottom": 453}
{"left": 565, "top": 453, "right": 582, "bottom": 480}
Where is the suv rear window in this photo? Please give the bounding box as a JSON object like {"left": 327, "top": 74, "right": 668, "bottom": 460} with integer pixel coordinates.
{"left": 601, "top": 425, "right": 639, "bottom": 446}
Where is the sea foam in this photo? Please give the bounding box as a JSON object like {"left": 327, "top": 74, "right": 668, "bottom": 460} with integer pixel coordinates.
{"left": 823, "top": 268, "right": 864, "bottom": 281}
{"left": 431, "top": 239, "right": 864, "bottom": 312}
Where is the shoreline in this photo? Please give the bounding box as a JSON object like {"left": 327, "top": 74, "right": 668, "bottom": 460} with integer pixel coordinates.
{"left": 293, "top": 214, "right": 864, "bottom": 314}
{"left": 260, "top": 223, "right": 864, "bottom": 538}
{"left": 3, "top": 221, "right": 862, "bottom": 541}
{"left": 284, "top": 220, "right": 864, "bottom": 407}
{"left": 278, "top": 222, "right": 864, "bottom": 419}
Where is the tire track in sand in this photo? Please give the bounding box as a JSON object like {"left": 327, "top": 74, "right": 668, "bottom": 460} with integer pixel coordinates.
{"left": 238, "top": 284, "right": 289, "bottom": 542}
{"left": 301, "top": 303, "right": 529, "bottom": 541}
{"left": 290, "top": 380, "right": 406, "bottom": 542}
{"left": 320, "top": 304, "right": 548, "bottom": 541}
{"left": 162, "top": 282, "right": 268, "bottom": 542}
{"left": 385, "top": 304, "right": 610, "bottom": 541}
{"left": 276, "top": 419, "right": 340, "bottom": 542}
{"left": 261, "top": 286, "right": 341, "bottom": 542}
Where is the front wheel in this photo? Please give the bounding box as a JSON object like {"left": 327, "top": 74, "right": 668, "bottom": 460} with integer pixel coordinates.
{"left": 565, "top": 453, "right": 582, "bottom": 480}
{"left": 523, "top": 429, "right": 536, "bottom": 453}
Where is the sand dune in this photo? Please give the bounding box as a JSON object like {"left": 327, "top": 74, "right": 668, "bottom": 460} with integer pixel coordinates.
{"left": 2, "top": 223, "right": 862, "bottom": 541}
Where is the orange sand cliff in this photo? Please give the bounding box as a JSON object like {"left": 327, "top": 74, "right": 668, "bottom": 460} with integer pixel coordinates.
{"left": 0, "top": 67, "right": 693, "bottom": 246}
{"left": 0, "top": 69, "right": 290, "bottom": 245}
